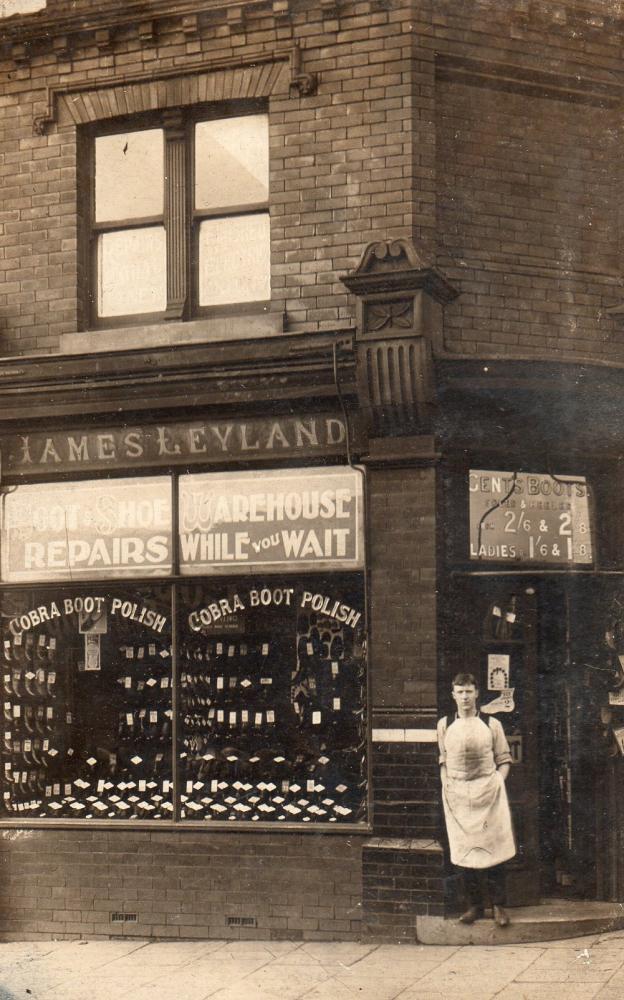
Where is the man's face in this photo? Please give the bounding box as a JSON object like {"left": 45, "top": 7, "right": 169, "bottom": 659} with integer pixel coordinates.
{"left": 452, "top": 683, "right": 478, "bottom": 713}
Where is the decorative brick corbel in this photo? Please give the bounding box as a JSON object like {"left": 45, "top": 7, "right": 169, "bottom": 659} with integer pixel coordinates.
{"left": 181, "top": 14, "right": 200, "bottom": 39}
{"left": 53, "top": 35, "right": 73, "bottom": 63}
{"left": 12, "top": 42, "right": 32, "bottom": 66}
{"left": 272, "top": 0, "right": 292, "bottom": 24}
{"left": 340, "top": 239, "right": 459, "bottom": 436}
{"left": 138, "top": 20, "right": 158, "bottom": 45}
{"left": 94, "top": 28, "right": 114, "bottom": 54}
{"left": 226, "top": 5, "right": 246, "bottom": 30}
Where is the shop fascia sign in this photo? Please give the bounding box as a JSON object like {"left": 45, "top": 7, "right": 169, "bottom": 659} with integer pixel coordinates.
{"left": 0, "top": 412, "right": 347, "bottom": 477}
{"left": 469, "top": 469, "right": 593, "bottom": 565}
{"left": 0, "top": 466, "right": 364, "bottom": 582}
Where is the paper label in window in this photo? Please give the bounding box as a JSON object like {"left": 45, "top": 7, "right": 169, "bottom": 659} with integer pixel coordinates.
{"left": 160, "top": 676, "right": 168, "bottom": 688}
{"left": 266, "top": 710, "right": 275, "bottom": 724}
{"left": 332, "top": 662, "right": 339, "bottom": 676}
{"left": 242, "top": 710, "right": 249, "bottom": 723}
{"left": 13, "top": 634, "right": 22, "bottom": 646}
{"left": 262, "top": 643, "right": 269, "bottom": 656}
{"left": 137, "top": 647, "right": 144, "bottom": 659}
{"left": 126, "top": 713, "right": 133, "bottom": 726}
{"left": 229, "top": 711, "right": 236, "bottom": 726}
{"left": 255, "top": 712, "right": 262, "bottom": 725}
{"left": 333, "top": 697, "right": 341, "bottom": 710}
{"left": 216, "top": 643, "right": 223, "bottom": 655}
{"left": 124, "top": 677, "right": 132, "bottom": 689}
{"left": 49, "top": 638, "right": 56, "bottom": 650}
{"left": 149, "top": 644, "right": 156, "bottom": 657}
{"left": 149, "top": 711, "right": 157, "bottom": 723}
{"left": 312, "top": 711, "right": 321, "bottom": 725}
{"left": 217, "top": 710, "right": 224, "bottom": 722}
{"left": 217, "top": 676, "right": 224, "bottom": 690}
{"left": 12, "top": 705, "right": 20, "bottom": 718}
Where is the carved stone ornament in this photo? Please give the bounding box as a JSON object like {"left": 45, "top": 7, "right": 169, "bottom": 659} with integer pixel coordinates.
{"left": 340, "top": 238, "right": 459, "bottom": 435}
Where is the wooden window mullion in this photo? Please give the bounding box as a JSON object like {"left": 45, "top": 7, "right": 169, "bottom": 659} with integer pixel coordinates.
{"left": 163, "top": 111, "right": 189, "bottom": 321}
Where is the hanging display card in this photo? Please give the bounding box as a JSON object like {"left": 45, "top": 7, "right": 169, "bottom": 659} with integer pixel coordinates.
{"left": 487, "top": 653, "right": 510, "bottom": 690}
{"left": 469, "top": 470, "right": 593, "bottom": 565}
{"left": 179, "top": 466, "right": 364, "bottom": 575}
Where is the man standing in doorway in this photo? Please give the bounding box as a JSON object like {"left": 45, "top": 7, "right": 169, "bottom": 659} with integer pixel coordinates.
{"left": 437, "top": 672, "right": 516, "bottom": 926}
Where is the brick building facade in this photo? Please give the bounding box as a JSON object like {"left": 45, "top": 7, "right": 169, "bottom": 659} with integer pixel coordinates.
{"left": 0, "top": 0, "right": 622, "bottom": 944}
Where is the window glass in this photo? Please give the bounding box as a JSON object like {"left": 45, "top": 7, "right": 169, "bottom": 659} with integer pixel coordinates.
{"left": 195, "top": 115, "right": 269, "bottom": 210}
{"left": 0, "top": 477, "right": 173, "bottom": 584}
{"left": 198, "top": 214, "right": 270, "bottom": 306}
{"left": 0, "top": 585, "right": 172, "bottom": 820}
{"left": 97, "top": 227, "right": 167, "bottom": 318}
{"left": 179, "top": 576, "right": 367, "bottom": 823}
{"left": 95, "top": 130, "right": 164, "bottom": 223}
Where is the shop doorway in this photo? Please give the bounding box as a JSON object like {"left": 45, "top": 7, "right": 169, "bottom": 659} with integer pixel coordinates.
{"left": 443, "top": 577, "right": 605, "bottom": 908}
{"left": 536, "top": 581, "right": 601, "bottom": 900}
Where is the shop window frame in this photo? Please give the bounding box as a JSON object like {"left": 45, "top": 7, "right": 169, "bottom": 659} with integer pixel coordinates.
{"left": 79, "top": 100, "right": 271, "bottom": 332}
{"left": 0, "top": 465, "right": 370, "bottom": 833}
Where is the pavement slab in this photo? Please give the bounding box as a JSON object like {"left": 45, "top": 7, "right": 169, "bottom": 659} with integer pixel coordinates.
{"left": 0, "top": 932, "right": 623, "bottom": 999}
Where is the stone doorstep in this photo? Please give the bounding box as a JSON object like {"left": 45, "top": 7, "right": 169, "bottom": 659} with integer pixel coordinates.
{"left": 416, "top": 899, "right": 624, "bottom": 946}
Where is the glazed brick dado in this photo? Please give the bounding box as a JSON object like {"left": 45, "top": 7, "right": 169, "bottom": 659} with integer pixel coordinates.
{"left": 0, "top": 829, "right": 364, "bottom": 941}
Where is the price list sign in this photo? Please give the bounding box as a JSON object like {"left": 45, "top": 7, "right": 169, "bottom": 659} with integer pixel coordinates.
{"left": 469, "top": 470, "right": 593, "bottom": 565}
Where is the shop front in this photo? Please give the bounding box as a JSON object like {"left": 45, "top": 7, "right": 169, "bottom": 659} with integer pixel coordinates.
{"left": 436, "top": 365, "right": 624, "bottom": 930}
{"left": 0, "top": 445, "right": 368, "bottom": 828}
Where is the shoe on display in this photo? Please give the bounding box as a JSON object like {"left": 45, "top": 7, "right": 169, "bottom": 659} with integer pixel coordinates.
{"left": 493, "top": 905, "right": 510, "bottom": 927}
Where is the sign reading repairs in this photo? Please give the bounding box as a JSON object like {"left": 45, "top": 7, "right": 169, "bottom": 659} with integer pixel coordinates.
{"left": 1, "top": 477, "right": 173, "bottom": 583}
{"left": 179, "top": 466, "right": 364, "bottom": 574}
{"left": 1, "top": 414, "right": 347, "bottom": 476}
{"left": 469, "top": 470, "right": 593, "bottom": 565}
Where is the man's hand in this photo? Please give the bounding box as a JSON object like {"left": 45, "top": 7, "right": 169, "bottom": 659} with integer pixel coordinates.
{"left": 498, "top": 763, "right": 510, "bottom": 781}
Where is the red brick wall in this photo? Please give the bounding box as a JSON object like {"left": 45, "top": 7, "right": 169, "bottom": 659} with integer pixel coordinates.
{"left": 368, "top": 466, "right": 437, "bottom": 710}
{"left": 437, "top": 80, "right": 622, "bottom": 359}
{"left": 0, "top": 0, "right": 424, "bottom": 354}
{"left": 0, "top": 828, "right": 364, "bottom": 941}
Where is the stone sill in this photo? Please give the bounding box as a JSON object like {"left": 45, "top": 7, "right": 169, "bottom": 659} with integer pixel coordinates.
{"left": 59, "top": 313, "right": 284, "bottom": 355}
{"left": 364, "top": 838, "right": 443, "bottom": 853}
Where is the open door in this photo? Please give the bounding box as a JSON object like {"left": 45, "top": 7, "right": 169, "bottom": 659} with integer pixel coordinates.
{"left": 443, "top": 579, "right": 541, "bottom": 906}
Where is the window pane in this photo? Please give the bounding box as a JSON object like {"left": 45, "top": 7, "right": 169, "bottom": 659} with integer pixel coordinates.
{"left": 195, "top": 114, "right": 268, "bottom": 210}
{"left": 198, "top": 214, "right": 270, "bottom": 306}
{"left": 95, "top": 129, "right": 164, "bottom": 223}
{"left": 0, "top": 585, "right": 173, "bottom": 820}
{"left": 97, "top": 227, "right": 167, "bottom": 318}
{"left": 178, "top": 576, "right": 367, "bottom": 823}
{"left": 0, "top": 477, "right": 173, "bottom": 583}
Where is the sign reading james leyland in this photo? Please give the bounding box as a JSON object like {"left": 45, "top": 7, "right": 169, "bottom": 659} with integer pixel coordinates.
{"left": 0, "top": 413, "right": 347, "bottom": 477}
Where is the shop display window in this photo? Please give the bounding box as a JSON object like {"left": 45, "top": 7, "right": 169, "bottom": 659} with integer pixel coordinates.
{"left": 0, "top": 467, "right": 368, "bottom": 825}
{"left": 179, "top": 576, "right": 366, "bottom": 823}
{"left": 0, "top": 585, "right": 173, "bottom": 819}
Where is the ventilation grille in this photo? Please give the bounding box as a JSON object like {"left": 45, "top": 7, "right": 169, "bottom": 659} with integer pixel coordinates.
{"left": 111, "top": 912, "right": 138, "bottom": 923}
{"left": 226, "top": 916, "right": 257, "bottom": 928}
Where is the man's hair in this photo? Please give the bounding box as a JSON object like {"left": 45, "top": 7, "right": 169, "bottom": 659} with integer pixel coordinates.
{"left": 452, "top": 671, "right": 479, "bottom": 689}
